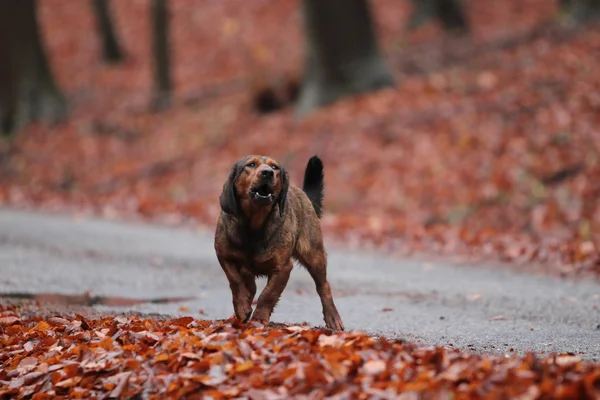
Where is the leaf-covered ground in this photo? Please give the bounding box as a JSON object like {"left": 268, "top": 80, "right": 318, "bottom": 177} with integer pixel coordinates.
{"left": 1, "top": 306, "right": 599, "bottom": 399}
{"left": 1, "top": 1, "right": 599, "bottom": 278}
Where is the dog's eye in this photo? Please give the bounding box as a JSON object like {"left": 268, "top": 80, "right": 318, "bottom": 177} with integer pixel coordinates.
{"left": 271, "top": 165, "right": 279, "bottom": 170}
{"left": 246, "top": 162, "right": 257, "bottom": 168}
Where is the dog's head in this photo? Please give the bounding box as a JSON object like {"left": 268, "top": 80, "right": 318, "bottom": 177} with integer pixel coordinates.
{"left": 219, "top": 155, "right": 289, "bottom": 217}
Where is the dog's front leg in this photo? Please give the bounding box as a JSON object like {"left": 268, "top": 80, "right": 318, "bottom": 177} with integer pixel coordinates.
{"left": 217, "top": 255, "right": 255, "bottom": 322}
{"left": 251, "top": 259, "right": 293, "bottom": 324}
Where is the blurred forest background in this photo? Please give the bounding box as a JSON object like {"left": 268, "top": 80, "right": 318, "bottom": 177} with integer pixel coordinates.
{"left": 0, "top": 0, "right": 599, "bottom": 278}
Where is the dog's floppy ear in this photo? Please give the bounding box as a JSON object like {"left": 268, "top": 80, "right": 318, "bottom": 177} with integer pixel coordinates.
{"left": 219, "top": 162, "right": 243, "bottom": 215}
{"left": 278, "top": 168, "right": 289, "bottom": 216}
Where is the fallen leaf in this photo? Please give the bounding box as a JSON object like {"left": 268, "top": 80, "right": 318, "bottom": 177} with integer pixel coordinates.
{"left": 17, "top": 357, "right": 39, "bottom": 373}
{"left": 554, "top": 355, "right": 582, "bottom": 366}
{"left": 109, "top": 371, "right": 132, "bottom": 399}
{"left": 361, "top": 359, "right": 387, "bottom": 376}
{"left": 234, "top": 361, "right": 254, "bottom": 373}
{"left": 0, "top": 316, "right": 20, "bottom": 325}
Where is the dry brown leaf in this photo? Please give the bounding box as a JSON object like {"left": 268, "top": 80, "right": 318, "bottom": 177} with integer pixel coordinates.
{"left": 361, "top": 359, "right": 387, "bottom": 376}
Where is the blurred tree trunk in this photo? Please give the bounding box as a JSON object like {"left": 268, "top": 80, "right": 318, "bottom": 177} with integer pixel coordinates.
{"left": 0, "top": 0, "right": 66, "bottom": 135}
{"left": 151, "top": 0, "right": 172, "bottom": 110}
{"left": 560, "top": 0, "right": 600, "bottom": 22}
{"left": 92, "top": 0, "right": 125, "bottom": 63}
{"left": 408, "top": 0, "right": 469, "bottom": 33}
{"left": 296, "top": 0, "right": 394, "bottom": 117}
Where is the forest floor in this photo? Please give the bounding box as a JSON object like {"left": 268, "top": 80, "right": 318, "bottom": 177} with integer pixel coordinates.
{"left": 2, "top": 307, "right": 599, "bottom": 399}
{"left": 2, "top": 1, "right": 600, "bottom": 398}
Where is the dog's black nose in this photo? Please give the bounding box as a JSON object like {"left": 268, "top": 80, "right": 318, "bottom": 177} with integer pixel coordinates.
{"left": 260, "top": 168, "right": 274, "bottom": 178}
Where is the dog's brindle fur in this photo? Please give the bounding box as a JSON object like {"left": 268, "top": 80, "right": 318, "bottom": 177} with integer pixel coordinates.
{"left": 214, "top": 155, "right": 344, "bottom": 330}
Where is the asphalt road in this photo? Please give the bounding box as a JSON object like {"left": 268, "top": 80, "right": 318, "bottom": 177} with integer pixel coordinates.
{"left": 0, "top": 208, "right": 598, "bottom": 360}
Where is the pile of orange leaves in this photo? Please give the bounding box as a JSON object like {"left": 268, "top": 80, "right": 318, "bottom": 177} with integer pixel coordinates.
{"left": 1, "top": 306, "right": 599, "bottom": 399}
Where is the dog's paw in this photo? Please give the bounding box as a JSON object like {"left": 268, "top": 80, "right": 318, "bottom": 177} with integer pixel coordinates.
{"left": 234, "top": 305, "right": 253, "bottom": 323}
{"left": 249, "top": 310, "right": 270, "bottom": 325}
{"left": 242, "top": 310, "right": 252, "bottom": 323}
{"left": 324, "top": 313, "right": 345, "bottom": 331}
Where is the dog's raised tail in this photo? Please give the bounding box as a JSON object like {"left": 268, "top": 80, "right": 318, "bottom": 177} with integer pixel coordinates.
{"left": 302, "top": 155, "right": 324, "bottom": 218}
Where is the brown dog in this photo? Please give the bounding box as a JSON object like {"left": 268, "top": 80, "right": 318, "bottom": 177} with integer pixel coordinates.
{"left": 214, "top": 155, "right": 344, "bottom": 330}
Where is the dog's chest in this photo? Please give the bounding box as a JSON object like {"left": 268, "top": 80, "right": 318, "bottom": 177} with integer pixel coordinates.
{"left": 230, "top": 229, "right": 285, "bottom": 273}
{"left": 228, "top": 245, "right": 281, "bottom": 276}
{"left": 232, "top": 230, "right": 268, "bottom": 255}
{"left": 239, "top": 240, "right": 279, "bottom": 264}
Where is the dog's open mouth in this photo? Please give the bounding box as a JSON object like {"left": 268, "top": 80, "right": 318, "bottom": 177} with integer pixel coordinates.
{"left": 250, "top": 184, "right": 274, "bottom": 203}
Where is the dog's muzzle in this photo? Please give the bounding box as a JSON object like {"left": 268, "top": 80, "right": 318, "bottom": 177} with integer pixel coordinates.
{"left": 249, "top": 181, "right": 275, "bottom": 205}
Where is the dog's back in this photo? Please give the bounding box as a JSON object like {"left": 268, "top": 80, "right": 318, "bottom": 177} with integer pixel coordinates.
{"left": 302, "top": 156, "right": 324, "bottom": 218}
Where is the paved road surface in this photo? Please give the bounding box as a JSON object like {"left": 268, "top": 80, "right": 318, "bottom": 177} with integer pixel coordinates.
{"left": 0, "top": 209, "right": 598, "bottom": 360}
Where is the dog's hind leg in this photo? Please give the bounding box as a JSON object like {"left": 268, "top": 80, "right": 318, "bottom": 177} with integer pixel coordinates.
{"left": 295, "top": 242, "right": 344, "bottom": 331}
